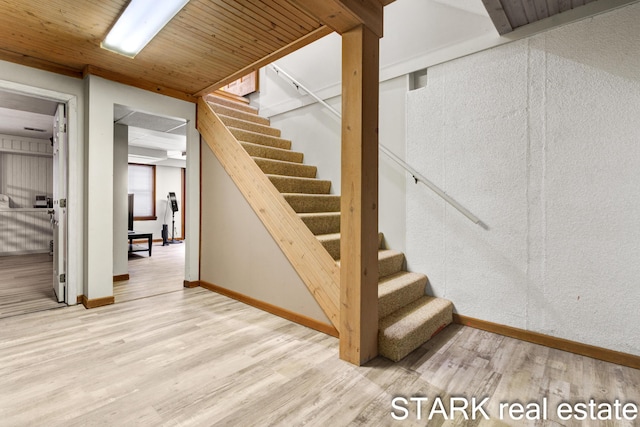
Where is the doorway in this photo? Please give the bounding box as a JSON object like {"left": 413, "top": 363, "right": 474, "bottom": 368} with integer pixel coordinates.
{"left": 112, "top": 105, "right": 187, "bottom": 303}
{"left": 0, "top": 86, "right": 74, "bottom": 317}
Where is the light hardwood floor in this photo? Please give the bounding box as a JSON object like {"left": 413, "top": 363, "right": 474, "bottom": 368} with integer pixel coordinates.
{"left": 114, "top": 242, "right": 185, "bottom": 303}
{"left": 0, "top": 281, "right": 638, "bottom": 426}
{"left": 0, "top": 253, "right": 66, "bottom": 319}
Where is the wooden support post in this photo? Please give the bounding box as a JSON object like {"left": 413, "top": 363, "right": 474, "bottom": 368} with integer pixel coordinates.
{"left": 340, "top": 24, "right": 380, "bottom": 365}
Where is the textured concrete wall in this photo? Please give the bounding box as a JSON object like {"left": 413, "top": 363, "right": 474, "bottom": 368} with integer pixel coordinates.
{"left": 406, "top": 4, "right": 640, "bottom": 355}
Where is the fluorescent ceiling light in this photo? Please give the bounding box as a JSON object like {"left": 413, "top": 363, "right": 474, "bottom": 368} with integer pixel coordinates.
{"left": 102, "top": 0, "right": 190, "bottom": 58}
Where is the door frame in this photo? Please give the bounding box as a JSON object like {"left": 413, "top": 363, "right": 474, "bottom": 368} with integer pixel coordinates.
{"left": 0, "top": 79, "right": 79, "bottom": 305}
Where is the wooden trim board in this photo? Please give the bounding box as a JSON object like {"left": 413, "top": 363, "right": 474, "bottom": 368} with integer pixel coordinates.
{"left": 79, "top": 295, "right": 115, "bottom": 309}
{"left": 453, "top": 314, "right": 640, "bottom": 370}
{"left": 183, "top": 280, "right": 200, "bottom": 288}
{"left": 113, "top": 274, "right": 130, "bottom": 282}
{"left": 200, "top": 280, "right": 339, "bottom": 338}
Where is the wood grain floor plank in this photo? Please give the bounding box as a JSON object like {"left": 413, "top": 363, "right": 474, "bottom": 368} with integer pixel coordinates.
{"left": 0, "top": 260, "right": 638, "bottom": 425}
{"left": 0, "top": 253, "right": 65, "bottom": 318}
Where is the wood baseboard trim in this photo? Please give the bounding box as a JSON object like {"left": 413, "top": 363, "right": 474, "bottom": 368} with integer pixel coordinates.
{"left": 79, "top": 295, "right": 115, "bottom": 309}
{"left": 183, "top": 280, "right": 200, "bottom": 288}
{"left": 113, "top": 274, "right": 130, "bottom": 282}
{"left": 77, "top": 295, "right": 84, "bottom": 305}
{"left": 453, "top": 314, "right": 640, "bottom": 370}
{"left": 200, "top": 280, "right": 339, "bottom": 338}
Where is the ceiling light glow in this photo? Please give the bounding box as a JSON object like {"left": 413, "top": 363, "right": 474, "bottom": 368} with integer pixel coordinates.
{"left": 101, "top": 0, "right": 190, "bottom": 58}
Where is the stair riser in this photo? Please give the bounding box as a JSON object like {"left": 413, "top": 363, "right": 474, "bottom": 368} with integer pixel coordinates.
{"left": 220, "top": 115, "right": 281, "bottom": 137}
{"left": 300, "top": 215, "right": 340, "bottom": 235}
{"left": 254, "top": 159, "right": 317, "bottom": 179}
{"left": 209, "top": 103, "right": 269, "bottom": 126}
{"left": 378, "top": 274, "right": 427, "bottom": 319}
{"left": 320, "top": 233, "right": 384, "bottom": 260}
{"left": 269, "top": 177, "right": 331, "bottom": 194}
{"left": 241, "top": 143, "right": 303, "bottom": 164}
{"left": 205, "top": 94, "right": 258, "bottom": 114}
{"left": 283, "top": 195, "right": 340, "bottom": 213}
{"left": 231, "top": 128, "right": 291, "bottom": 150}
{"left": 378, "top": 253, "right": 405, "bottom": 278}
{"left": 379, "top": 299, "right": 453, "bottom": 362}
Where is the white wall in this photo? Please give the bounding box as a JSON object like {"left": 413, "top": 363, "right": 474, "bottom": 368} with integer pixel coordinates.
{"left": 113, "top": 124, "right": 128, "bottom": 277}
{"left": 132, "top": 165, "right": 183, "bottom": 240}
{"left": 0, "top": 135, "right": 53, "bottom": 208}
{"left": 0, "top": 135, "right": 54, "bottom": 256}
{"left": 406, "top": 3, "right": 640, "bottom": 356}
{"left": 200, "top": 142, "right": 331, "bottom": 326}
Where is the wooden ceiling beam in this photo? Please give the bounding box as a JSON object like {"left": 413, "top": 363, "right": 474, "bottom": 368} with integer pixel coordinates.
{"left": 0, "top": 48, "right": 83, "bottom": 79}
{"left": 83, "top": 65, "right": 197, "bottom": 103}
{"left": 287, "top": 0, "right": 387, "bottom": 37}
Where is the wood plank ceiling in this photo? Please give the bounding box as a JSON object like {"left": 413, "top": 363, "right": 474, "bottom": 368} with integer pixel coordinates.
{"left": 0, "top": 0, "right": 335, "bottom": 101}
{"left": 482, "top": 0, "right": 600, "bottom": 34}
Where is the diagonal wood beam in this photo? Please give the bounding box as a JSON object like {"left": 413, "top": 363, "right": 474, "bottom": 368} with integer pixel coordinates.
{"left": 288, "top": 0, "right": 386, "bottom": 37}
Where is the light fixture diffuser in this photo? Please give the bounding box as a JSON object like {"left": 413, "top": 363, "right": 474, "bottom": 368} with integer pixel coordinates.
{"left": 101, "top": 0, "right": 190, "bottom": 58}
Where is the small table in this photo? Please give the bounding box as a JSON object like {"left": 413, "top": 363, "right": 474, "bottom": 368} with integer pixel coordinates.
{"left": 128, "top": 231, "right": 153, "bottom": 256}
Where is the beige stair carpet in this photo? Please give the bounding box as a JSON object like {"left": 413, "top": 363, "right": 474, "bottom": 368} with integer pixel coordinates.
{"left": 206, "top": 97, "right": 454, "bottom": 362}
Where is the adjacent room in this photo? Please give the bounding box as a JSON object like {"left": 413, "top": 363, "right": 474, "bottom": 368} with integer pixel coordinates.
{"left": 0, "top": 89, "right": 66, "bottom": 318}
{"left": 112, "top": 105, "right": 188, "bottom": 303}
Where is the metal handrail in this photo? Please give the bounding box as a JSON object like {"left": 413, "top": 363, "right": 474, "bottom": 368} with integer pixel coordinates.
{"left": 268, "top": 63, "right": 486, "bottom": 229}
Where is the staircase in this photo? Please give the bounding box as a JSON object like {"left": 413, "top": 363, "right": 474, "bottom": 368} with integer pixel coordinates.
{"left": 204, "top": 93, "right": 453, "bottom": 362}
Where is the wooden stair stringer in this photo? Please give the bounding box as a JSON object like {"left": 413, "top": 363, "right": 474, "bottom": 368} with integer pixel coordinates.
{"left": 197, "top": 98, "right": 340, "bottom": 331}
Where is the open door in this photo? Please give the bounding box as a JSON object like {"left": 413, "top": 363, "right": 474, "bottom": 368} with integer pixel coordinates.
{"left": 52, "top": 103, "right": 67, "bottom": 302}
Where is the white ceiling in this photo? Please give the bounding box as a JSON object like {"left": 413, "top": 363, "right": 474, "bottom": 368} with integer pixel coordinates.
{"left": 0, "top": 90, "right": 59, "bottom": 139}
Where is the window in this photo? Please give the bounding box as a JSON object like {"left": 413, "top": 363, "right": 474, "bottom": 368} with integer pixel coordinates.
{"left": 128, "top": 163, "right": 156, "bottom": 220}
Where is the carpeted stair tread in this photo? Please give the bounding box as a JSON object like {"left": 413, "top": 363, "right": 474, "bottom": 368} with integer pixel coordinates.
{"left": 205, "top": 94, "right": 258, "bottom": 114}
{"left": 208, "top": 102, "right": 270, "bottom": 126}
{"left": 317, "top": 232, "right": 384, "bottom": 260}
{"left": 378, "top": 272, "right": 428, "bottom": 319}
{"left": 241, "top": 142, "right": 303, "bottom": 164}
{"left": 298, "top": 212, "right": 340, "bottom": 235}
{"left": 379, "top": 295, "right": 453, "bottom": 362}
{"left": 282, "top": 194, "right": 340, "bottom": 213}
{"left": 253, "top": 157, "right": 317, "bottom": 178}
{"left": 219, "top": 114, "right": 281, "bottom": 137}
{"left": 268, "top": 175, "right": 331, "bottom": 194}
{"left": 231, "top": 128, "right": 292, "bottom": 150}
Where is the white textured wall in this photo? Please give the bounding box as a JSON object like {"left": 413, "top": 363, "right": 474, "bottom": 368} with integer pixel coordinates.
{"left": 200, "top": 143, "right": 331, "bottom": 326}
{"left": 406, "top": 3, "right": 640, "bottom": 355}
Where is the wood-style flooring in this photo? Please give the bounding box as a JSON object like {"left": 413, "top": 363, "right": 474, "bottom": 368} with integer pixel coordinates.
{"left": 0, "top": 252, "right": 65, "bottom": 319}
{"left": 114, "top": 242, "right": 185, "bottom": 303}
{"left": 0, "top": 243, "right": 186, "bottom": 319}
{"left": 0, "top": 275, "right": 638, "bottom": 425}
